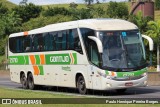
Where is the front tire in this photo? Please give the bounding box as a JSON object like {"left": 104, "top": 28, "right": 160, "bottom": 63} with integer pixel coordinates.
{"left": 77, "top": 75, "right": 87, "bottom": 94}
{"left": 20, "top": 73, "right": 28, "bottom": 89}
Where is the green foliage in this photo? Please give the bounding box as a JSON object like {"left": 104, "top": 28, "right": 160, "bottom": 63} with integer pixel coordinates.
{"left": 155, "top": 0, "right": 160, "bottom": 10}
{"left": 12, "top": 3, "right": 42, "bottom": 22}
{"left": 129, "top": 11, "right": 152, "bottom": 33}
{"left": 106, "top": 1, "right": 128, "bottom": 19}
{"left": 146, "top": 20, "right": 160, "bottom": 44}
{"left": 0, "top": 37, "right": 7, "bottom": 55}
{"left": 43, "top": 7, "right": 71, "bottom": 17}
{"left": 92, "top": 6, "right": 106, "bottom": 18}
{"left": 69, "top": 2, "right": 78, "bottom": 8}
{"left": 71, "top": 8, "right": 93, "bottom": 20}
{"left": 22, "top": 15, "right": 73, "bottom": 31}
{"left": 0, "top": 3, "right": 8, "bottom": 15}
{"left": 0, "top": 11, "right": 22, "bottom": 37}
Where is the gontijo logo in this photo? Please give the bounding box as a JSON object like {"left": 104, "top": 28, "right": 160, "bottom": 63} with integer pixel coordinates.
{"left": 46, "top": 53, "right": 77, "bottom": 65}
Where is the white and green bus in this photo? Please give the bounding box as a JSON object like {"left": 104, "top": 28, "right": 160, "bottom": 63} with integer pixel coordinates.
{"left": 8, "top": 19, "right": 153, "bottom": 94}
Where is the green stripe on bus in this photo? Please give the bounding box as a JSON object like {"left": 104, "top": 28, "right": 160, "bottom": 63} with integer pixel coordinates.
{"left": 9, "top": 53, "right": 77, "bottom": 65}
{"left": 39, "top": 65, "right": 44, "bottom": 75}
{"left": 24, "top": 56, "right": 29, "bottom": 64}
{"left": 105, "top": 68, "right": 147, "bottom": 77}
{"left": 35, "top": 55, "right": 40, "bottom": 64}
{"left": 72, "top": 53, "right": 77, "bottom": 64}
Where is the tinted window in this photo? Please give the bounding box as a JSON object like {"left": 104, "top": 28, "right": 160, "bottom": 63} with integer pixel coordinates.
{"left": 9, "top": 29, "right": 82, "bottom": 54}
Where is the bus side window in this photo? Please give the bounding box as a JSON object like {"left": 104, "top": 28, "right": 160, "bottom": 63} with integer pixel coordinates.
{"left": 16, "top": 37, "right": 23, "bottom": 53}
{"left": 68, "top": 29, "right": 74, "bottom": 49}
{"left": 24, "top": 36, "right": 31, "bottom": 52}
{"left": 68, "top": 29, "right": 83, "bottom": 54}
{"left": 9, "top": 37, "right": 16, "bottom": 53}
{"left": 51, "top": 32, "right": 58, "bottom": 51}
{"left": 44, "top": 33, "right": 50, "bottom": 51}
{"left": 62, "top": 31, "right": 67, "bottom": 50}
{"left": 32, "top": 35, "right": 38, "bottom": 51}
{"left": 55, "top": 32, "right": 62, "bottom": 51}
{"left": 89, "top": 40, "right": 100, "bottom": 66}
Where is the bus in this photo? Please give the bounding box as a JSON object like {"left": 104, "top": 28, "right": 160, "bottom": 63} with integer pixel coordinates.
{"left": 8, "top": 19, "right": 153, "bottom": 94}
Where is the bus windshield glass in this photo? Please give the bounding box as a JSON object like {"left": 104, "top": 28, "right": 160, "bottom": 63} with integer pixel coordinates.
{"left": 99, "top": 30, "right": 146, "bottom": 70}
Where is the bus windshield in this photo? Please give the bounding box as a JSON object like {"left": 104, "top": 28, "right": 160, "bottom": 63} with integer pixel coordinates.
{"left": 99, "top": 30, "right": 146, "bottom": 70}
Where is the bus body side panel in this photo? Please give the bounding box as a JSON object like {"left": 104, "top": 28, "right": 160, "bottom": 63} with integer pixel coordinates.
{"left": 10, "top": 65, "right": 24, "bottom": 83}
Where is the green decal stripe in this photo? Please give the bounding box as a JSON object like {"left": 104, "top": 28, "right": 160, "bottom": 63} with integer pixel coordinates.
{"left": 72, "top": 53, "right": 77, "bottom": 64}
{"left": 38, "top": 65, "right": 44, "bottom": 75}
{"left": 35, "top": 55, "right": 40, "bottom": 64}
{"left": 106, "top": 68, "right": 147, "bottom": 77}
{"left": 9, "top": 56, "right": 25, "bottom": 65}
{"left": 9, "top": 53, "right": 77, "bottom": 65}
{"left": 105, "top": 70, "right": 109, "bottom": 75}
{"left": 24, "top": 56, "right": 29, "bottom": 64}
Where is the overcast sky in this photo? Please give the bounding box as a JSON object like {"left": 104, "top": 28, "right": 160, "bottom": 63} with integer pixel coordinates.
{"left": 9, "top": 0, "right": 126, "bottom": 5}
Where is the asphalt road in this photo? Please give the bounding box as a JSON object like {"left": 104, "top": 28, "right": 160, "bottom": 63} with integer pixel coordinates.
{"left": 0, "top": 75, "right": 160, "bottom": 98}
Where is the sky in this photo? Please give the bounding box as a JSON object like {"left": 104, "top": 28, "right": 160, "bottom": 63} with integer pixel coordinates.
{"left": 8, "top": 0, "right": 126, "bottom": 5}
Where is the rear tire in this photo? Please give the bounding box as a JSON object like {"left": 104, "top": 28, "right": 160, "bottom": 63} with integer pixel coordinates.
{"left": 77, "top": 75, "right": 87, "bottom": 94}
{"left": 20, "top": 73, "right": 28, "bottom": 89}
{"left": 27, "top": 73, "right": 35, "bottom": 90}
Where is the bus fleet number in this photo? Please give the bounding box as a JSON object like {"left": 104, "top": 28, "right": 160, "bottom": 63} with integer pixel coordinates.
{"left": 10, "top": 58, "right": 18, "bottom": 63}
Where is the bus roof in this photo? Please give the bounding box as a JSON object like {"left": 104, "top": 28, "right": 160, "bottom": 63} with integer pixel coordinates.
{"left": 9, "top": 19, "right": 138, "bottom": 38}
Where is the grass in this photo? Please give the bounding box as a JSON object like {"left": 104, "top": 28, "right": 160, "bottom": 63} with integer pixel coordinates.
{"left": 0, "top": 87, "right": 160, "bottom": 107}
{"left": 0, "top": 55, "right": 5, "bottom": 64}
{"left": 0, "top": 87, "right": 78, "bottom": 98}
{"left": 0, "top": 0, "right": 17, "bottom": 9}
{"left": 155, "top": 10, "right": 160, "bottom": 21}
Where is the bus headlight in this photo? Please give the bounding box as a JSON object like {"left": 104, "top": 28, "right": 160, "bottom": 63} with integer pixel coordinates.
{"left": 97, "top": 71, "right": 107, "bottom": 78}
{"left": 142, "top": 73, "right": 147, "bottom": 77}
{"left": 97, "top": 71, "right": 112, "bottom": 79}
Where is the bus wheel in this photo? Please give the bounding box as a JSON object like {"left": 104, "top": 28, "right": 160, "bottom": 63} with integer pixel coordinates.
{"left": 116, "top": 89, "right": 127, "bottom": 94}
{"left": 27, "top": 73, "right": 35, "bottom": 90}
{"left": 77, "top": 75, "right": 87, "bottom": 94}
{"left": 21, "top": 73, "right": 28, "bottom": 89}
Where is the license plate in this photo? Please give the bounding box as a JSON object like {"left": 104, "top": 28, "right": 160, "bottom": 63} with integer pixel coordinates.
{"left": 125, "top": 82, "right": 133, "bottom": 86}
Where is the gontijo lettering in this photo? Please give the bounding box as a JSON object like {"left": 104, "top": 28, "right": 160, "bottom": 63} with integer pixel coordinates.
{"left": 50, "top": 56, "right": 69, "bottom": 63}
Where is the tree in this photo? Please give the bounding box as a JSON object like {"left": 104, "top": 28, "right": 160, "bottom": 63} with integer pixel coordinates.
{"left": 71, "top": 8, "right": 93, "bottom": 20}
{"left": 106, "top": 1, "right": 128, "bottom": 19}
{"left": 12, "top": 3, "right": 42, "bottom": 22}
{"left": 0, "top": 11, "right": 22, "bottom": 55}
{"left": 69, "top": 2, "right": 78, "bottom": 8}
{"left": 43, "top": 7, "right": 71, "bottom": 17}
{"left": 155, "top": 0, "right": 160, "bottom": 10}
{"left": 146, "top": 20, "right": 160, "bottom": 71}
{"left": 129, "top": 11, "right": 152, "bottom": 33}
{"left": 19, "top": 0, "right": 28, "bottom": 5}
{"left": 0, "top": 3, "right": 8, "bottom": 15}
{"left": 84, "top": 0, "right": 94, "bottom": 5}
{"left": 22, "top": 15, "right": 73, "bottom": 31}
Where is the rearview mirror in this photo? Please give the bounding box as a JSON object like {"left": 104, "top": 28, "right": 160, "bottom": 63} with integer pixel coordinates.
{"left": 142, "top": 34, "right": 154, "bottom": 51}
{"left": 88, "top": 36, "right": 103, "bottom": 53}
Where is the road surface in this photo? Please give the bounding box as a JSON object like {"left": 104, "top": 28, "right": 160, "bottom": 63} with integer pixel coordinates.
{"left": 0, "top": 73, "right": 160, "bottom": 98}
